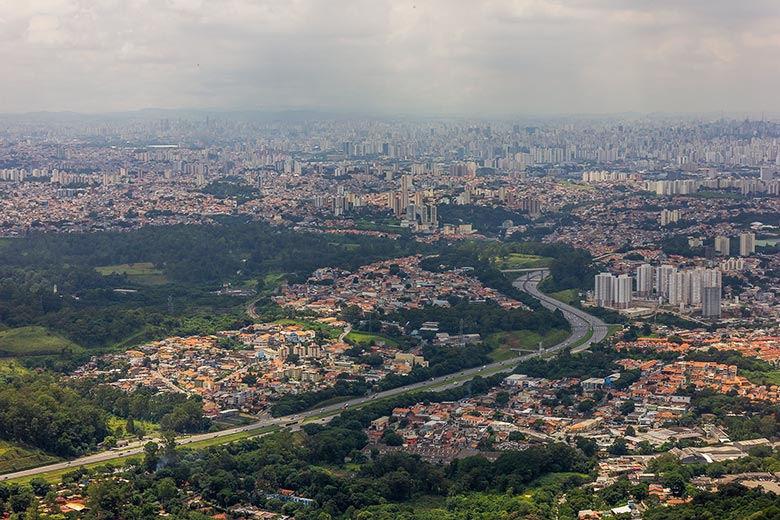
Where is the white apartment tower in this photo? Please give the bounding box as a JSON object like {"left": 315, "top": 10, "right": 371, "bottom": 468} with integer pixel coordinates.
{"left": 594, "top": 273, "right": 614, "bottom": 307}
{"left": 655, "top": 265, "right": 677, "bottom": 301}
{"left": 614, "top": 274, "right": 633, "bottom": 309}
{"left": 740, "top": 232, "right": 755, "bottom": 257}
{"left": 702, "top": 286, "right": 722, "bottom": 318}
{"left": 714, "top": 236, "right": 730, "bottom": 256}
{"left": 635, "top": 264, "right": 654, "bottom": 297}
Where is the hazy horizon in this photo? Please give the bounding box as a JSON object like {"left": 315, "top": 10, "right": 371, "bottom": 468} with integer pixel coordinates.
{"left": 2, "top": 0, "right": 779, "bottom": 115}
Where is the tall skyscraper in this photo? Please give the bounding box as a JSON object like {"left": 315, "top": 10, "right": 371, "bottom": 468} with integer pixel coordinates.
{"left": 714, "top": 236, "right": 730, "bottom": 256}
{"left": 740, "top": 232, "right": 755, "bottom": 257}
{"left": 668, "top": 272, "right": 685, "bottom": 305}
{"left": 613, "top": 274, "right": 632, "bottom": 309}
{"left": 594, "top": 273, "right": 614, "bottom": 307}
{"left": 655, "top": 265, "right": 677, "bottom": 300}
{"left": 702, "top": 286, "right": 722, "bottom": 318}
{"left": 400, "top": 174, "right": 413, "bottom": 210}
{"left": 635, "top": 264, "right": 654, "bottom": 297}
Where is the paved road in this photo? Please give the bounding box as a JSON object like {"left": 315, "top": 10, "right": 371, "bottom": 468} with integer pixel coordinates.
{"left": 247, "top": 299, "right": 260, "bottom": 320}
{"left": 513, "top": 270, "right": 609, "bottom": 352}
{"left": 1, "top": 272, "right": 609, "bottom": 481}
{"left": 337, "top": 324, "right": 352, "bottom": 343}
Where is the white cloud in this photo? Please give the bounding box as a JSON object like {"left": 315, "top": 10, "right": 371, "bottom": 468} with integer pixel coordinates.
{"left": 0, "top": 0, "right": 777, "bottom": 113}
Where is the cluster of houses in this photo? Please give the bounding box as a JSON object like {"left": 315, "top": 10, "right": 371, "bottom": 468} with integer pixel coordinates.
{"left": 274, "top": 255, "right": 525, "bottom": 317}
{"left": 72, "top": 320, "right": 429, "bottom": 416}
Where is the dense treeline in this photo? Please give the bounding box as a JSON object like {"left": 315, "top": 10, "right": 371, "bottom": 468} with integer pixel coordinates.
{"left": 0, "top": 220, "right": 425, "bottom": 351}
{"left": 644, "top": 484, "right": 780, "bottom": 520}
{"left": 514, "top": 343, "right": 625, "bottom": 380}
{"left": 200, "top": 181, "right": 260, "bottom": 202}
{"left": 420, "top": 239, "right": 594, "bottom": 309}
{"left": 651, "top": 312, "right": 710, "bottom": 330}
{"left": 72, "top": 382, "right": 212, "bottom": 434}
{"left": 270, "top": 377, "right": 371, "bottom": 417}
{"left": 0, "top": 375, "right": 109, "bottom": 457}
{"left": 436, "top": 204, "right": 530, "bottom": 234}
{"left": 0, "top": 374, "right": 209, "bottom": 457}
{"left": 681, "top": 388, "right": 780, "bottom": 441}
{"left": 541, "top": 248, "right": 596, "bottom": 292}
{"left": 2, "top": 219, "right": 423, "bottom": 284}
{"left": 387, "top": 298, "right": 568, "bottom": 339}
{"left": 686, "top": 347, "right": 773, "bottom": 373}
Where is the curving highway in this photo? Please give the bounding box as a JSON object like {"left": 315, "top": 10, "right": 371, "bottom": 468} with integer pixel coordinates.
{"left": 1, "top": 271, "right": 610, "bottom": 481}
{"left": 514, "top": 269, "right": 609, "bottom": 352}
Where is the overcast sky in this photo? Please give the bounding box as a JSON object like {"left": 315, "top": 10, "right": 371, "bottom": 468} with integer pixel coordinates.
{"left": 1, "top": 0, "right": 779, "bottom": 115}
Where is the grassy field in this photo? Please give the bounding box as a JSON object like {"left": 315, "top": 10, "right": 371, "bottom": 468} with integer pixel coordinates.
{"left": 607, "top": 325, "right": 623, "bottom": 338}
{"left": 354, "top": 219, "right": 409, "bottom": 235}
{"left": 106, "top": 416, "right": 160, "bottom": 439}
{"left": 743, "top": 370, "right": 780, "bottom": 386}
{"left": 0, "top": 441, "right": 60, "bottom": 474}
{"left": 690, "top": 191, "right": 742, "bottom": 199}
{"left": 0, "top": 326, "right": 84, "bottom": 357}
{"left": 547, "top": 289, "right": 581, "bottom": 305}
{"left": 95, "top": 262, "right": 170, "bottom": 285}
{"left": 262, "top": 272, "right": 286, "bottom": 289}
{"left": 485, "top": 328, "right": 570, "bottom": 362}
{"left": 345, "top": 331, "right": 399, "bottom": 348}
{"left": 275, "top": 319, "right": 343, "bottom": 340}
{"left": 496, "top": 253, "right": 553, "bottom": 270}
{"left": 183, "top": 425, "right": 280, "bottom": 451}
{"left": 527, "top": 471, "right": 591, "bottom": 489}
{"left": 0, "top": 358, "right": 30, "bottom": 376}
{"left": 558, "top": 180, "right": 595, "bottom": 191}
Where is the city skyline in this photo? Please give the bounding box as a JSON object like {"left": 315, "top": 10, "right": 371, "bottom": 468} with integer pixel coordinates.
{"left": 2, "top": 0, "right": 780, "bottom": 115}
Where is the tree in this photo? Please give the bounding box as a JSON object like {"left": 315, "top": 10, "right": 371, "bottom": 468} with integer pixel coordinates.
{"left": 8, "top": 487, "right": 34, "bottom": 514}
{"left": 102, "top": 435, "right": 117, "bottom": 448}
{"left": 662, "top": 472, "right": 687, "bottom": 497}
{"left": 749, "top": 444, "right": 773, "bottom": 458}
{"left": 508, "top": 431, "right": 525, "bottom": 442}
{"left": 576, "top": 437, "right": 599, "bottom": 457}
{"left": 156, "top": 478, "right": 178, "bottom": 502}
{"left": 340, "top": 305, "right": 363, "bottom": 324}
{"left": 125, "top": 416, "right": 136, "bottom": 434}
{"left": 381, "top": 431, "right": 404, "bottom": 447}
{"left": 86, "top": 480, "right": 131, "bottom": 519}
{"left": 632, "top": 482, "right": 650, "bottom": 502}
{"left": 609, "top": 437, "right": 629, "bottom": 456}
{"left": 161, "top": 429, "right": 178, "bottom": 466}
{"left": 144, "top": 441, "right": 159, "bottom": 472}
{"left": 29, "top": 478, "right": 51, "bottom": 497}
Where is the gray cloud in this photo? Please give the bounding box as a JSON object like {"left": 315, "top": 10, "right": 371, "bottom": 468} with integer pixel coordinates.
{"left": 0, "top": 0, "right": 778, "bottom": 114}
